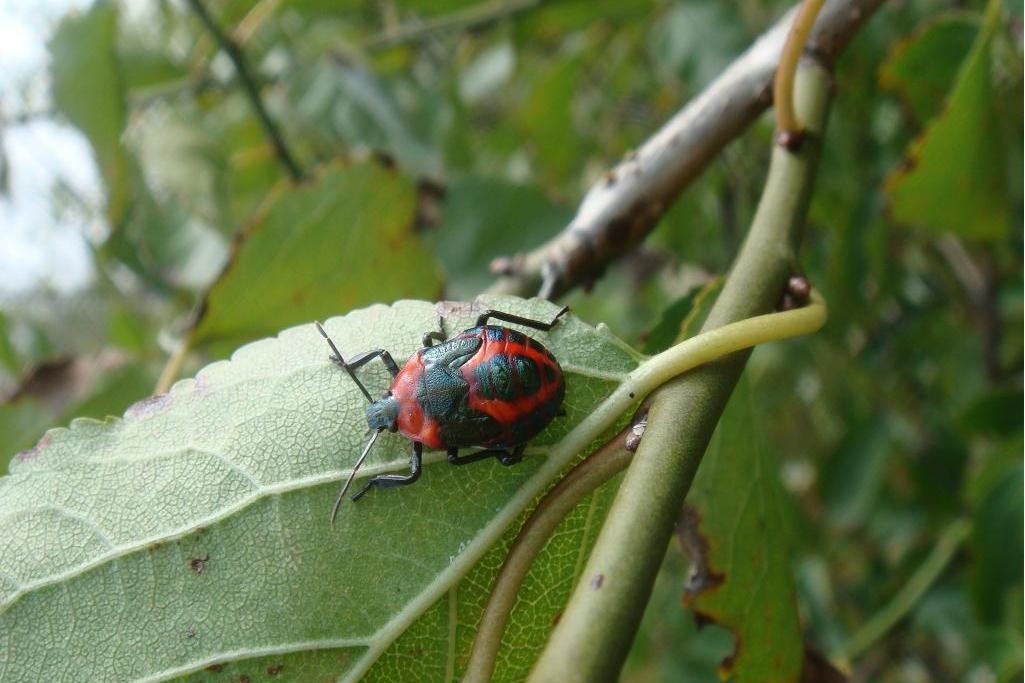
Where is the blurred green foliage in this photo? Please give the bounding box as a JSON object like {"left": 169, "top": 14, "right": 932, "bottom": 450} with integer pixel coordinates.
{"left": 0, "top": 0, "right": 1021, "bottom": 680}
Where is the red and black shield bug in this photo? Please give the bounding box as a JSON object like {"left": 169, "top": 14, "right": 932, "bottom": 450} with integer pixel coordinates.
{"left": 316, "top": 306, "right": 569, "bottom": 523}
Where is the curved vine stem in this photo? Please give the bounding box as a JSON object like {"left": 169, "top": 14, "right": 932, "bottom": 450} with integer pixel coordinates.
{"left": 774, "top": 0, "right": 827, "bottom": 138}
{"left": 462, "top": 423, "right": 637, "bottom": 683}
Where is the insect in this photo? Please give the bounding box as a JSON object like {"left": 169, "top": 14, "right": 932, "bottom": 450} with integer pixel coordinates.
{"left": 316, "top": 306, "right": 569, "bottom": 523}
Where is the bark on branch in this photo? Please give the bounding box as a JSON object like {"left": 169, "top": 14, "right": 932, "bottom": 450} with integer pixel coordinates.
{"left": 486, "top": 0, "right": 883, "bottom": 300}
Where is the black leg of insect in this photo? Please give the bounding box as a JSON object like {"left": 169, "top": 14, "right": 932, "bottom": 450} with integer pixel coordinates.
{"left": 352, "top": 441, "right": 423, "bottom": 500}
{"left": 422, "top": 316, "right": 446, "bottom": 348}
{"left": 474, "top": 306, "right": 569, "bottom": 331}
{"left": 315, "top": 322, "right": 399, "bottom": 401}
{"left": 446, "top": 445, "right": 525, "bottom": 467}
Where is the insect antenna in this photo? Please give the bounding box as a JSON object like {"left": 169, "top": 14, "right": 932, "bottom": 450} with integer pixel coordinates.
{"left": 331, "top": 429, "right": 382, "bottom": 525}
{"left": 315, "top": 321, "right": 373, "bottom": 403}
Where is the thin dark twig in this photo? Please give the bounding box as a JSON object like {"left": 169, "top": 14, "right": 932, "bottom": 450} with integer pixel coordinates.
{"left": 185, "top": 0, "right": 304, "bottom": 181}
{"left": 366, "top": 0, "right": 542, "bottom": 50}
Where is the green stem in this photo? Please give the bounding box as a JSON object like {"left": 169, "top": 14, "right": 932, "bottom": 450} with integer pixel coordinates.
{"left": 839, "top": 519, "right": 971, "bottom": 662}
{"left": 463, "top": 426, "right": 636, "bottom": 683}
{"left": 551, "top": 294, "right": 826, "bottom": 461}
{"left": 527, "top": 63, "right": 832, "bottom": 683}
{"left": 154, "top": 341, "right": 190, "bottom": 395}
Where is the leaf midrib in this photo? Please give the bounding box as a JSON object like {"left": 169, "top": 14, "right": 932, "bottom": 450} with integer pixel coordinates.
{"left": 0, "top": 443, "right": 556, "bottom": 617}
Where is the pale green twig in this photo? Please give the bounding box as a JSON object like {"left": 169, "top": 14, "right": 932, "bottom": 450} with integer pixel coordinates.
{"left": 839, "top": 519, "right": 971, "bottom": 662}
{"left": 528, "top": 61, "right": 833, "bottom": 683}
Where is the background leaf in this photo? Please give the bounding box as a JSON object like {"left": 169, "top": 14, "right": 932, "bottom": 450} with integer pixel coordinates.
{"left": 680, "top": 375, "right": 803, "bottom": 682}
{"left": 49, "top": 0, "right": 129, "bottom": 223}
{"left": 879, "top": 14, "right": 979, "bottom": 124}
{"left": 885, "top": 0, "right": 1013, "bottom": 241}
{"left": 189, "top": 159, "right": 443, "bottom": 355}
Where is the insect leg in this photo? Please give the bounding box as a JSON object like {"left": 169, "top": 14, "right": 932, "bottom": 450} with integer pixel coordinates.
{"left": 446, "top": 444, "right": 525, "bottom": 467}
{"left": 422, "top": 316, "right": 446, "bottom": 347}
{"left": 351, "top": 441, "right": 423, "bottom": 500}
{"left": 422, "top": 332, "right": 446, "bottom": 348}
{"left": 473, "top": 307, "right": 569, "bottom": 331}
{"left": 346, "top": 349, "right": 401, "bottom": 376}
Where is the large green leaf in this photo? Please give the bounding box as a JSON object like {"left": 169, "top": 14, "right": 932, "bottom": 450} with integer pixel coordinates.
{"left": 365, "top": 459, "right": 624, "bottom": 682}
{"left": 680, "top": 376, "right": 803, "bottom": 682}
{"left": 189, "top": 160, "right": 443, "bottom": 355}
{"left": 885, "top": 1, "right": 1011, "bottom": 241}
{"left": 0, "top": 295, "right": 640, "bottom": 681}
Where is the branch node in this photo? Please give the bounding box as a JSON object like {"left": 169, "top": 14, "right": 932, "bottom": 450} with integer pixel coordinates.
{"left": 775, "top": 129, "right": 807, "bottom": 151}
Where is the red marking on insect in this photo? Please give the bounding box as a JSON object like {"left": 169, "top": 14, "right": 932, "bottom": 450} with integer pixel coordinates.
{"left": 316, "top": 306, "right": 569, "bottom": 524}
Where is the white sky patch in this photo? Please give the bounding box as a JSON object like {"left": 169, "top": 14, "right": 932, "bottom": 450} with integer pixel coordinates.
{"left": 0, "top": 0, "right": 103, "bottom": 297}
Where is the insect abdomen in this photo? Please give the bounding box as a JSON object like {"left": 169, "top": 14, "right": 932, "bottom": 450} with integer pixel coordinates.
{"left": 462, "top": 326, "right": 565, "bottom": 448}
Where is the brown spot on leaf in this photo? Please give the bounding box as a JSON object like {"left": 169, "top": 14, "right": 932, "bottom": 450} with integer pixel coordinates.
{"left": 800, "top": 646, "right": 848, "bottom": 683}
{"left": 15, "top": 433, "right": 51, "bottom": 463}
{"left": 369, "top": 149, "right": 397, "bottom": 170}
{"left": 589, "top": 573, "right": 605, "bottom": 590}
{"left": 414, "top": 178, "right": 446, "bottom": 231}
{"left": 692, "top": 609, "right": 718, "bottom": 629}
{"left": 266, "top": 664, "right": 283, "bottom": 676}
{"left": 717, "top": 636, "right": 742, "bottom": 678}
{"left": 189, "top": 554, "right": 210, "bottom": 574}
{"left": 125, "top": 393, "right": 172, "bottom": 420}
{"left": 205, "top": 663, "right": 225, "bottom": 672}
{"left": 238, "top": 676, "right": 251, "bottom": 683}
{"left": 677, "top": 506, "right": 725, "bottom": 603}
